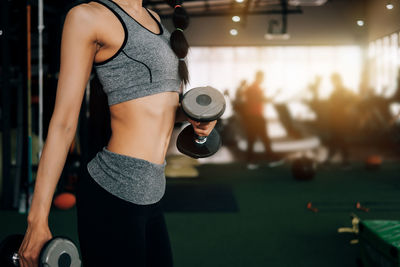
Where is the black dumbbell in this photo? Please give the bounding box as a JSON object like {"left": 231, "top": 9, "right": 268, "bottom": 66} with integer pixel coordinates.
{"left": 291, "top": 157, "right": 317, "bottom": 181}
{"left": 177, "top": 86, "right": 226, "bottom": 158}
{"left": 0, "top": 234, "right": 81, "bottom": 267}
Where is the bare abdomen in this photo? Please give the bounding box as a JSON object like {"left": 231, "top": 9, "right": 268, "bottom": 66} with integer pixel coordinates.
{"left": 106, "top": 92, "right": 179, "bottom": 165}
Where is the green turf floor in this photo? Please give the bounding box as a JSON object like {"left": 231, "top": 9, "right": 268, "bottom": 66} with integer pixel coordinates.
{"left": 1, "top": 161, "right": 400, "bottom": 267}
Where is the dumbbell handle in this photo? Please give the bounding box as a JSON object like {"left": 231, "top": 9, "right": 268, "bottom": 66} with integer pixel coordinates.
{"left": 194, "top": 134, "right": 207, "bottom": 145}
{"left": 12, "top": 252, "right": 19, "bottom": 266}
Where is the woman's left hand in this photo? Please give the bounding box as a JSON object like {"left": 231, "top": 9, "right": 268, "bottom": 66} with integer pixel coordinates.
{"left": 187, "top": 118, "right": 217, "bottom": 137}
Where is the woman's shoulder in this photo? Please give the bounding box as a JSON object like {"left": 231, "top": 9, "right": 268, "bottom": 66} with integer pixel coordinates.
{"left": 146, "top": 8, "right": 161, "bottom": 23}
{"left": 66, "top": 2, "right": 108, "bottom": 25}
{"left": 63, "top": 2, "right": 113, "bottom": 39}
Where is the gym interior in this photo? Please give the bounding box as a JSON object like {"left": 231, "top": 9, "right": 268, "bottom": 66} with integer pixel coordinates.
{"left": 1, "top": 0, "right": 400, "bottom": 266}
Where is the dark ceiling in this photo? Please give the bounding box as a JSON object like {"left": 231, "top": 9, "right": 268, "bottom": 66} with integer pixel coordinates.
{"left": 36, "top": 0, "right": 318, "bottom": 19}
{"left": 145, "top": 0, "right": 304, "bottom": 18}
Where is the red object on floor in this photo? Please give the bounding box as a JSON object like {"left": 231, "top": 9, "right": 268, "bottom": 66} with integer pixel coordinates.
{"left": 365, "top": 155, "right": 382, "bottom": 170}
{"left": 53, "top": 192, "right": 76, "bottom": 210}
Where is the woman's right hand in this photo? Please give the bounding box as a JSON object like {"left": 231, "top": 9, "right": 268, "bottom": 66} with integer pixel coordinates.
{"left": 18, "top": 223, "right": 52, "bottom": 267}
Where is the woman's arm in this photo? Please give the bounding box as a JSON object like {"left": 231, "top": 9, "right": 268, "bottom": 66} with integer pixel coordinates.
{"left": 19, "top": 4, "right": 98, "bottom": 267}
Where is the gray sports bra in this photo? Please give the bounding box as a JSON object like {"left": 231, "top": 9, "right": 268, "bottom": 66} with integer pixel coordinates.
{"left": 93, "top": 0, "right": 182, "bottom": 105}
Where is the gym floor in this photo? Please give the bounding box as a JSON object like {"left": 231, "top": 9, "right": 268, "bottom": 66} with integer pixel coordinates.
{"left": 1, "top": 147, "right": 399, "bottom": 267}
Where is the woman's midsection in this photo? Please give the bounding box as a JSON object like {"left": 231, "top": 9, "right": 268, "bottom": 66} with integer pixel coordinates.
{"left": 106, "top": 92, "right": 179, "bottom": 165}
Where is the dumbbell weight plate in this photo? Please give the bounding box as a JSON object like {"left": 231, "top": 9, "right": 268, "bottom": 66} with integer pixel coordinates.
{"left": 181, "top": 86, "right": 226, "bottom": 122}
{"left": 39, "top": 237, "right": 81, "bottom": 267}
{"left": 0, "top": 234, "right": 24, "bottom": 267}
{"left": 177, "top": 126, "right": 221, "bottom": 158}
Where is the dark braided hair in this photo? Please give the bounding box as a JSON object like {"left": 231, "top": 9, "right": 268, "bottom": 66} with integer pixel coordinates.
{"left": 167, "top": 0, "right": 190, "bottom": 86}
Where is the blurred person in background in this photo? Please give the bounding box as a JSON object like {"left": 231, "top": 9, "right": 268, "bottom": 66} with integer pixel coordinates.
{"left": 241, "top": 71, "right": 281, "bottom": 168}
{"left": 325, "top": 73, "right": 355, "bottom": 167}
{"left": 232, "top": 79, "right": 247, "bottom": 114}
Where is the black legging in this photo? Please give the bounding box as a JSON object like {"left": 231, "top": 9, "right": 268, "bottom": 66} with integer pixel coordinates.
{"left": 76, "top": 166, "right": 173, "bottom": 267}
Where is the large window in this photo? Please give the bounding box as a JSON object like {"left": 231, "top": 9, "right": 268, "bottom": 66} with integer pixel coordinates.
{"left": 186, "top": 46, "right": 363, "bottom": 137}
{"left": 368, "top": 32, "right": 400, "bottom": 96}
{"left": 187, "top": 46, "right": 362, "bottom": 121}
{"left": 188, "top": 46, "right": 362, "bottom": 101}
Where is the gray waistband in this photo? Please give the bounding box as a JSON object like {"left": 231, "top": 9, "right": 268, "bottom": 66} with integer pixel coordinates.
{"left": 87, "top": 147, "right": 166, "bottom": 205}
